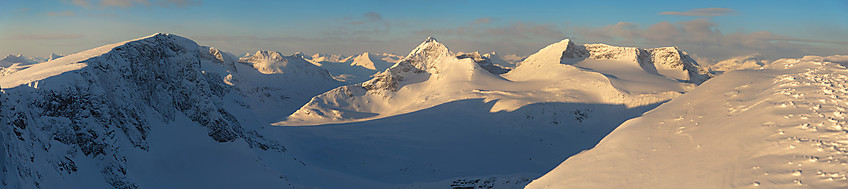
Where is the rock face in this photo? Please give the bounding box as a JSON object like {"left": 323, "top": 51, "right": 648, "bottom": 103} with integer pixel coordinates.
{"left": 456, "top": 52, "right": 511, "bottom": 75}
{"left": 360, "top": 37, "right": 453, "bottom": 92}
{"left": 0, "top": 33, "right": 339, "bottom": 188}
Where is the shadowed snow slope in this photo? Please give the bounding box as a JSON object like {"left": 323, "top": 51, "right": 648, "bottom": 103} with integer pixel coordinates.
{"left": 281, "top": 38, "right": 708, "bottom": 126}
{"left": 0, "top": 33, "right": 340, "bottom": 188}
{"left": 527, "top": 55, "right": 848, "bottom": 189}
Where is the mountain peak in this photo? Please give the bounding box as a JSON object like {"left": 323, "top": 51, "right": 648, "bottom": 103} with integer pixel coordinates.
{"left": 402, "top": 37, "right": 452, "bottom": 70}
{"left": 249, "top": 50, "right": 285, "bottom": 61}
{"left": 48, "top": 52, "right": 64, "bottom": 61}
{"left": 424, "top": 36, "right": 437, "bottom": 43}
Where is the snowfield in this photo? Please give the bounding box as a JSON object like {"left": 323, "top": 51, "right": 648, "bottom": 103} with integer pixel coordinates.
{"left": 1, "top": 33, "right": 844, "bottom": 188}
{"left": 527, "top": 55, "right": 848, "bottom": 188}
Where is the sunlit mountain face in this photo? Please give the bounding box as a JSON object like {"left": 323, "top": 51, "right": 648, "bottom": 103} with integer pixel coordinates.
{"left": 2, "top": 1, "right": 847, "bottom": 188}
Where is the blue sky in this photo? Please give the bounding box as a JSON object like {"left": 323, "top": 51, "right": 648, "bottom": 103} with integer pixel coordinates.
{"left": 1, "top": 0, "right": 846, "bottom": 63}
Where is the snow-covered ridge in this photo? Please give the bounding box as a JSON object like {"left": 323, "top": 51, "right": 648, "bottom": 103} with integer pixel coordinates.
{"left": 0, "top": 33, "right": 326, "bottom": 188}
{"left": 282, "top": 37, "right": 508, "bottom": 124}
{"left": 510, "top": 39, "right": 712, "bottom": 84}
{"left": 305, "top": 52, "right": 403, "bottom": 83}
{"left": 456, "top": 51, "right": 511, "bottom": 74}
{"left": 281, "top": 37, "right": 701, "bottom": 125}
{"left": 360, "top": 37, "right": 457, "bottom": 92}
{"left": 527, "top": 55, "right": 848, "bottom": 188}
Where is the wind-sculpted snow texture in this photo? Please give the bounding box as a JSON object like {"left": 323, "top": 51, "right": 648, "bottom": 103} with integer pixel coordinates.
{"left": 528, "top": 55, "right": 848, "bottom": 189}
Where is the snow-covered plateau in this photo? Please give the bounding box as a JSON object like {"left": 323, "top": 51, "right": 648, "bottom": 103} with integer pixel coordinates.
{"left": 1, "top": 33, "right": 845, "bottom": 189}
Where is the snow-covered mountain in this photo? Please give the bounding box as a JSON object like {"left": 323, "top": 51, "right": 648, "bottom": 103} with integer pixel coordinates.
{"left": 483, "top": 52, "right": 516, "bottom": 69}
{"left": 308, "top": 53, "right": 349, "bottom": 64}
{"left": 0, "top": 33, "right": 341, "bottom": 188}
{"left": 47, "top": 53, "right": 64, "bottom": 62}
{"left": 526, "top": 55, "right": 848, "bottom": 188}
{"left": 1, "top": 53, "right": 66, "bottom": 76}
{"left": 306, "top": 52, "right": 404, "bottom": 84}
{"left": 281, "top": 37, "right": 708, "bottom": 126}
{"left": 0, "top": 54, "right": 36, "bottom": 67}
{"left": 266, "top": 37, "right": 711, "bottom": 188}
{"left": 13, "top": 32, "right": 838, "bottom": 188}
{"left": 348, "top": 52, "right": 399, "bottom": 71}
{"left": 456, "top": 51, "right": 511, "bottom": 74}
{"left": 508, "top": 40, "right": 712, "bottom": 84}
{"left": 708, "top": 53, "right": 767, "bottom": 74}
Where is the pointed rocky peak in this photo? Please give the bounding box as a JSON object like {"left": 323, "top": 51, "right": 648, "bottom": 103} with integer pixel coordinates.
{"left": 518, "top": 39, "right": 584, "bottom": 68}
{"left": 424, "top": 36, "right": 437, "bottom": 43}
{"left": 48, "top": 53, "right": 64, "bottom": 61}
{"left": 247, "top": 50, "right": 285, "bottom": 62}
{"left": 350, "top": 52, "right": 381, "bottom": 70}
{"left": 399, "top": 37, "right": 453, "bottom": 71}
{"left": 353, "top": 52, "right": 373, "bottom": 61}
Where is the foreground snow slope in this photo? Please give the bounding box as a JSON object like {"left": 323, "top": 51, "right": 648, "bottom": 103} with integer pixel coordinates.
{"left": 527, "top": 55, "right": 848, "bottom": 188}
{"left": 282, "top": 38, "right": 706, "bottom": 126}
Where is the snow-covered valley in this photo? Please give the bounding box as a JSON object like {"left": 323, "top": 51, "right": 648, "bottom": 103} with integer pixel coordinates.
{"left": 1, "top": 33, "right": 846, "bottom": 189}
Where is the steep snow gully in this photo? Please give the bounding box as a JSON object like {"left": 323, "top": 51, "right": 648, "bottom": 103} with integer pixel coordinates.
{"left": 3, "top": 33, "right": 841, "bottom": 188}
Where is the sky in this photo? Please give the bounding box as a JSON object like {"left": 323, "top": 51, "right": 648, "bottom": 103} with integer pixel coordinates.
{"left": 1, "top": 0, "right": 847, "bottom": 64}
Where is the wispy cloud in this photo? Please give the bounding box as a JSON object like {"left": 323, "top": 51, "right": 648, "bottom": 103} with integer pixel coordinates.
{"left": 47, "top": 11, "right": 76, "bottom": 16}
{"left": 576, "top": 18, "right": 848, "bottom": 61}
{"left": 471, "top": 17, "right": 494, "bottom": 25}
{"left": 363, "top": 12, "right": 382, "bottom": 22}
{"left": 412, "top": 20, "right": 565, "bottom": 56}
{"left": 414, "top": 20, "right": 563, "bottom": 40}
{"left": 5, "top": 34, "right": 85, "bottom": 40}
{"left": 659, "top": 8, "right": 736, "bottom": 16}
{"left": 68, "top": 0, "right": 200, "bottom": 8}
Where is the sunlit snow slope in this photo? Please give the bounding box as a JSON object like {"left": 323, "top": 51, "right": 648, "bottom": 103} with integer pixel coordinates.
{"left": 527, "top": 55, "right": 848, "bottom": 189}
{"left": 282, "top": 38, "right": 709, "bottom": 126}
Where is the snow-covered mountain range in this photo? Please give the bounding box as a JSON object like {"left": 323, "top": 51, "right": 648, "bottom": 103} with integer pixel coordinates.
{"left": 2, "top": 33, "right": 846, "bottom": 188}
{"left": 282, "top": 37, "right": 708, "bottom": 125}
{"left": 0, "top": 33, "right": 340, "bottom": 188}
{"left": 306, "top": 52, "right": 403, "bottom": 83}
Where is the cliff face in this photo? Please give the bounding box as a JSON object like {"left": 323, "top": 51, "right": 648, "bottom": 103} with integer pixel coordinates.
{"left": 0, "top": 33, "right": 307, "bottom": 188}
